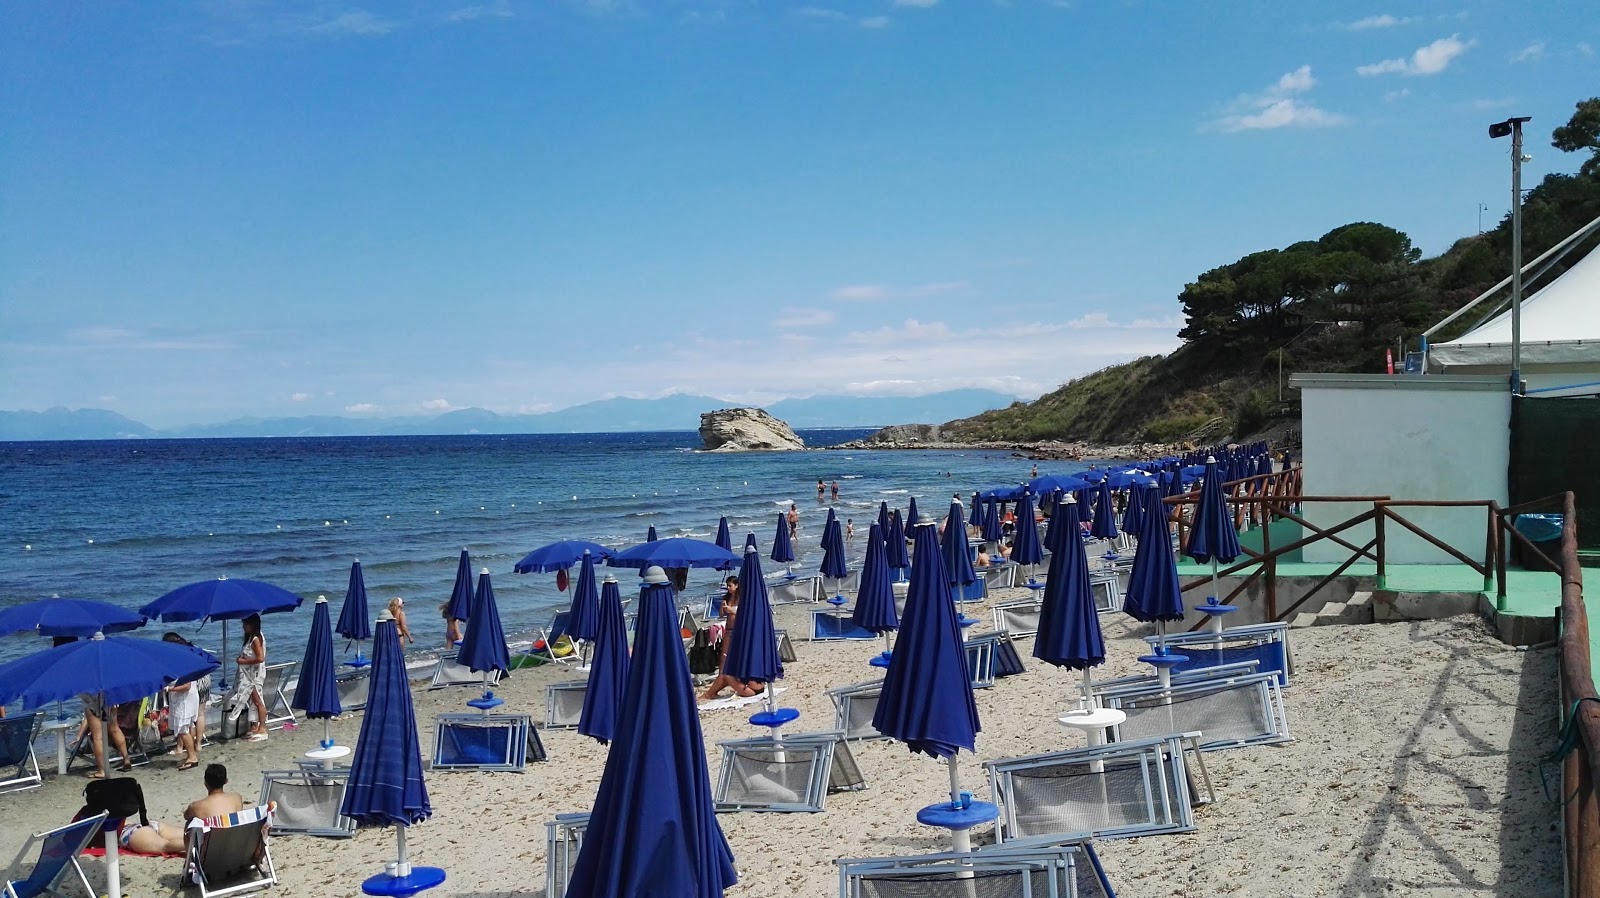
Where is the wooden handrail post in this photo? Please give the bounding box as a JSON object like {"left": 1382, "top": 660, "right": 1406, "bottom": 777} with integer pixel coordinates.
{"left": 1374, "top": 504, "right": 1386, "bottom": 590}
{"left": 1263, "top": 509, "right": 1276, "bottom": 621}
{"left": 1485, "top": 504, "right": 1498, "bottom": 604}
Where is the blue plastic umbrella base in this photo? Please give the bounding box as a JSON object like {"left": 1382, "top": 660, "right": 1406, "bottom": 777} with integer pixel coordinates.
{"left": 826, "top": 595, "right": 848, "bottom": 607}
{"left": 1196, "top": 602, "right": 1238, "bottom": 618}
{"left": 344, "top": 657, "right": 372, "bottom": 669}
{"left": 869, "top": 651, "right": 893, "bottom": 669}
{"left": 916, "top": 799, "right": 999, "bottom": 831}
{"left": 955, "top": 615, "right": 979, "bottom": 629}
{"left": 362, "top": 866, "right": 446, "bottom": 897}
{"left": 749, "top": 707, "right": 800, "bottom": 728}
{"left": 1137, "top": 652, "right": 1190, "bottom": 668}
{"left": 467, "top": 692, "right": 504, "bottom": 711}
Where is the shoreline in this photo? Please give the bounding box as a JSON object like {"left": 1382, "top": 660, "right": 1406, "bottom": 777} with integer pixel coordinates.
{"left": 826, "top": 437, "right": 1185, "bottom": 461}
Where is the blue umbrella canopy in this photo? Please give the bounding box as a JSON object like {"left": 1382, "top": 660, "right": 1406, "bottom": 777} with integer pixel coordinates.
{"left": 1088, "top": 481, "right": 1118, "bottom": 541}
{"left": 342, "top": 614, "right": 431, "bottom": 827}
{"left": 609, "top": 538, "right": 740, "bottom": 571}
{"left": 140, "top": 577, "right": 303, "bottom": 622}
{"left": 1123, "top": 487, "right": 1185, "bottom": 623}
{"left": 566, "top": 551, "right": 602, "bottom": 643}
{"left": 980, "top": 499, "right": 1004, "bottom": 543}
{"left": 1029, "top": 473, "right": 1092, "bottom": 496}
{"left": 877, "top": 501, "right": 892, "bottom": 539}
{"left": 445, "top": 550, "right": 474, "bottom": 622}
{"left": 1186, "top": 457, "right": 1242, "bottom": 566}
{"left": 819, "top": 515, "right": 848, "bottom": 581}
{"left": 1042, "top": 492, "right": 1064, "bottom": 552}
{"left": 457, "top": 570, "right": 510, "bottom": 675}
{"left": 906, "top": 496, "right": 921, "bottom": 530}
{"left": 721, "top": 548, "right": 782, "bottom": 686}
{"left": 0, "top": 632, "right": 217, "bottom": 711}
{"left": 821, "top": 508, "right": 838, "bottom": 550}
{"left": 714, "top": 517, "right": 732, "bottom": 553}
{"left": 1121, "top": 483, "right": 1147, "bottom": 536}
{"left": 871, "top": 523, "right": 981, "bottom": 758}
{"left": 646, "top": 525, "right": 659, "bottom": 543}
{"left": 771, "top": 514, "right": 796, "bottom": 565}
{"left": 565, "top": 572, "right": 737, "bottom": 898}
{"left": 851, "top": 523, "right": 898, "bottom": 634}
{"left": 940, "top": 501, "right": 977, "bottom": 590}
{"left": 335, "top": 561, "right": 372, "bottom": 643}
{"left": 578, "top": 576, "right": 630, "bottom": 745}
{"left": 1011, "top": 492, "right": 1044, "bottom": 568}
{"left": 291, "top": 597, "right": 341, "bottom": 720}
{"left": 0, "top": 598, "right": 145, "bottom": 638}
{"left": 744, "top": 532, "right": 757, "bottom": 552}
{"left": 884, "top": 509, "right": 910, "bottom": 570}
{"left": 513, "top": 539, "right": 613, "bottom": 574}
{"left": 1034, "top": 511, "right": 1105, "bottom": 670}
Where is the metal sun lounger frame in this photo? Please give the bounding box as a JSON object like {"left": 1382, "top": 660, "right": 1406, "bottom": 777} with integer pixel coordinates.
{"left": 714, "top": 730, "right": 866, "bottom": 813}
{"left": 835, "top": 840, "right": 1116, "bottom": 898}
{"left": 1140, "top": 621, "right": 1294, "bottom": 688}
{"left": 0, "top": 713, "right": 43, "bottom": 795}
{"left": 544, "top": 813, "right": 590, "bottom": 898}
{"left": 3, "top": 811, "right": 107, "bottom": 898}
{"left": 1095, "top": 670, "right": 1292, "bottom": 752}
{"left": 432, "top": 712, "right": 540, "bottom": 772}
{"left": 258, "top": 769, "right": 356, "bottom": 838}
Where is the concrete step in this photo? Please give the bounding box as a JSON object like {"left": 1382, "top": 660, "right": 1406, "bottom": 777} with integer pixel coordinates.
{"left": 1287, "top": 591, "right": 1373, "bottom": 628}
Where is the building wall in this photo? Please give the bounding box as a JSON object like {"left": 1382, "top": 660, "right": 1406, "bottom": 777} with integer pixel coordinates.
{"left": 1294, "top": 375, "right": 1510, "bottom": 565}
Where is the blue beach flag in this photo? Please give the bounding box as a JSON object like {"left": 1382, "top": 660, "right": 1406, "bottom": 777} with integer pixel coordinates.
{"left": 1124, "top": 486, "right": 1185, "bottom": 646}
{"left": 852, "top": 523, "right": 898, "bottom": 635}
{"left": 771, "top": 514, "right": 796, "bottom": 566}
{"left": 578, "top": 575, "right": 630, "bottom": 745}
{"left": 1011, "top": 492, "right": 1044, "bottom": 570}
{"left": 567, "top": 551, "right": 602, "bottom": 644}
{"left": 335, "top": 561, "right": 372, "bottom": 646}
{"left": 722, "top": 547, "right": 782, "bottom": 687}
{"left": 0, "top": 598, "right": 145, "bottom": 638}
{"left": 445, "top": 550, "right": 473, "bottom": 623}
{"left": 565, "top": 571, "right": 737, "bottom": 898}
{"left": 457, "top": 570, "right": 510, "bottom": 677}
{"left": 715, "top": 517, "right": 732, "bottom": 553}
{"left": 940, "top": 500, "right": 977, "bottom": 596}
{"left": 1089, "top": 481, "right": 1118, "bottom": 541}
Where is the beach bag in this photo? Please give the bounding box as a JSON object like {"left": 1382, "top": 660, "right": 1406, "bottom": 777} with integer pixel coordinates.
{"left": 688, "top": 630, "right": 721, "bottom": 676}
{"left": 78, "top": 777, "right": 150, "bottom": 827}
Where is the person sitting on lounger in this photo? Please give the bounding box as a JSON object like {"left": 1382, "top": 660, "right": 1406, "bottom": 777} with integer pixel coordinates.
{"left": 185, "top": 764, "right": 246, "bottom": 825}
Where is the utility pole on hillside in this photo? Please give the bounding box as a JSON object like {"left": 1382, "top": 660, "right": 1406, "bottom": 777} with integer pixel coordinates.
{"left": 1490, "top": 116, "right": 1532, "bottom": 394}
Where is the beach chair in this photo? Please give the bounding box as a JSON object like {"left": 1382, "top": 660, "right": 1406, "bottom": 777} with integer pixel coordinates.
{"left": 892, "top": 581, "right": 909, "bottom": 619}
{"left": 767, "top": 573, "right": 821, "bottom": 605}
{"left": 773, "top": 629, "right": 798, "bottom": 663}
{"left": 544, "top": 681, "right": 587, "bottom": 730}
{"left": 257, "top": 770, "right": 354, "bottom": 838}
{"left": 985, "top": 733, "right": 1210, "bottom": 845}
{"left": 965, "top": 637, "right": 996, "bottom": 689}
{"left": 1141, "top": 622, "right": 1294, "bottom": 687}
{"left": 0, "top": 713, "right": 43, "bottom": 794}
{"left": 981, "top": 561, "right": 1018, "bottom": 590}
{"left": 260, "top": 662, "right": 299, "bottom": 730}
{"left": 183, "top": 804, "right": 277, "bottom": 898}
{"left": 2, "top": 811, "right": 107, "bottom": 898}
{"left": 334, "top": 669, "right": 370, "bottom": 711}
{"left": 826, "top": 680, "right": 886, "bottom": 742}
{"left": 528, "top": 611, "right": 578, "bottom": 667}
{"left": 981, "top": 633, "right": 1027, "bottom": 678}
{"left": 1087, "top": 571, "right": 1121, "bottom": 614}
{"left": 993, "top": 597, "right": 1043, "bottom": 638}
{"left": 432, "top": 712, "right": 535, "bottom": 772}
{"left": 1098, "top": 670, "right": 1291, "bottom": 752}
{"left": 811, "top": 609, "right": 876, "bottom": 641}
{"left": 713, "top": 730, "right": 865, "bottom": 813}
{"left": 69, "top": 698, "right": 152, "bottom": 772}
{"left": 835, "top": 840, "right": 1114, "bottom": 898}
{"left": 1090, "top": 660, "right": 1260, "bottom": 694}
{"left": 543, "top": 813, "right": 590, "bottom": 898}
{"left": 428, "top": 658, "right": 504, "bottom": 690}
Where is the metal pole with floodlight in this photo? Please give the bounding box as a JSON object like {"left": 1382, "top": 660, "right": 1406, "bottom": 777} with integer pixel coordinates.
{"left": 1489, "top": 116, "right": 1531, "bottom": 394}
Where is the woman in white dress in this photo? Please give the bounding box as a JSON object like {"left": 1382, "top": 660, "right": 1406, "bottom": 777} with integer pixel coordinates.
{"left": 162, "top": 632, "right": 204, "bottom": 770}
{"left": 227, "top": 614, "right": 269, "bottom": 742}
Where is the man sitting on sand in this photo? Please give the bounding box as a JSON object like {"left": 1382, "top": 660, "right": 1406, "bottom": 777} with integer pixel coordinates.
{"left": 185, "top": 763, "right": 246, "bottom": 824}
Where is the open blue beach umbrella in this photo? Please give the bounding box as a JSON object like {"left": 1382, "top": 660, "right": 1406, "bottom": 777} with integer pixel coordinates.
{"left": 457, "top": 570, "right": 510, "bottom": 677}
{"left": 341, "top": 612, "right": 443, "bottom": 894}
{"left": 852, "top": 523, "right": 897, "bottom": 666}
{"left": 0, "top": 598, "right": 145, "bottom": 638}
{"left": 567, "top": 551, "right": 602, "bottom": 644}
{"left": 722, "top": 548, "right": 782, "bottom": 687}
{"left": 771, "top": 514, "right": 796, "bottom": 565}
{"left": 141, "top": 576, "right": 303, "bottom": 689}
{"left": 292, "top": 597, "right": 343, "bottom": 753}
{"left": 714, "top": 517, "right": 732, "bottom": 553}
{"left": 335, "top": 561, "right": 372, "bottom": 649}
{"left": 1186, "top": 455, "right": 1242, "bottom": 604}
{"left": 565, "top": 570, "right": 737, "bottom": 898}
{"left": 820, "top": 515, "right": 848, "bottom": 582}
{"left": 1124, "top": 485, "right": 1185, "bottom": 646}
{"left": 885, "top": 509, "right": 910, "bottom": 572}
{"left": 578, "top": 575, "right": 630, "bottom": 745}
{"left": 1034, "top": 510, "right": 1106, "bottom": 710}
{"left": 1030, "top": 473, "right": 1091, "bottom": 496}
{"left": 609, "top": 537, "right": 739, "bottom": 571}
{"left": 906, "top": 496, "right": 921, "bottom": 530}
{"left": 1121, "top": 483, "right": 1147, "bottom": 536}
{"left": 514, "top": 539, "right": 613, "bottom": 574}
{"left": 445, "top": 550, "right": 474, "bottom": 623}
{"left": 1089, "top": 481, "right": 1118, "bottom": 541}
{"left": 1011, "top": 492, "right": 1044, "bottom": 569}
{"left": 646, "top": 525, "right": 659, "bottom": 543}
{"left": 940, "top": 500, "right": 977, "bottom": 595}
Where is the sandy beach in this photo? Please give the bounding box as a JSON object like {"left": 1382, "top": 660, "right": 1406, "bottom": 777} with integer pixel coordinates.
{"left": 0, "top": 583, "right": 1559, "bottom": 898}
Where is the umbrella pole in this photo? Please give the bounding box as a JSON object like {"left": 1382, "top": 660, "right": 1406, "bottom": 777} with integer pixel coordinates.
{"left": 1080, "top": 667, "right": 1095, "bottom": 712}
{"left": 945, "top": 755, "right": 972, "bottom": 854}
{"left": 220, "top": 620, "right": 230, "bottom": 690}
{"left": 394, "top": 825, "right": 412, "bottom": 877}
{"left": 105, "top": 825, "right": 122, "bottom": 898}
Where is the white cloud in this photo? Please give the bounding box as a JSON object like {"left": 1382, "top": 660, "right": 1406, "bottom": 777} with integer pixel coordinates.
{"left": 798, "top": 7, "right": 848, "bottom": 20}
{"left": 305, "top": 10, "right": 397, "bottom": 37}
{"left": 830, "top": 281, "right": 969, "bottom": 301}
{"left": 1471, "top": 97, "right": 1517, "bottom": 111}
{"left": 1384, "top": 88, "right": 1411, "bottom": 102}
{"left": 290, "top": 392, "right": 311, "bottom": 402}
{"left": 444, "top": 2, "right": 513, "bottom": 23}
{"left": 65, "top": 326, "right": 233, "bottom": 351}
{"left": 1344, "top": 14, "right": 1411, "bottom": 30}
{"left": 1510, "top": 41, "right": 1544, "bottom": 63}
{"left": 894, "top": 0, "right": 938, "bottom": 6}
{"left": 1357, "top": 35, "right": 1474, "bottom": 76}
{"left": 1129, "top": 314, "right": 1185, "bottom": 329}
{"left": 1579, "top": 42, "right": 1595, "bottom": 57}
{"left": 98, "top": 395, "right": 118, "bottom": 404}
{"left": 859, "top": 16, "right": 890, "bottom": 28}
{"left": 345, "top": 403, "right": 379, "bottom": 413}
{"left": 1209, "top": 66, "right": 1346, "bottom": 133}
{"left": 775, "top": 308, "right": 837, "bottom": 328}
{"left": 420, "top": 399, "right": 455, "bottom": 411}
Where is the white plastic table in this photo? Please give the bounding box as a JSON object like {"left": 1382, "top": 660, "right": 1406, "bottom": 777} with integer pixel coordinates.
{"left": 305, "top": 744, "right": 352, "bottom": 771}
{"left": 1058, "top": 707, "right": 1127, "bottom": 773}
{"left": 42, "top": 717, "right": 76, "bottom": 775}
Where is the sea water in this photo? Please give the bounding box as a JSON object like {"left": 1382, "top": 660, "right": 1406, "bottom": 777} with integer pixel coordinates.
{"left": 0, "top": 431, "right": 1108, "bottom": 673}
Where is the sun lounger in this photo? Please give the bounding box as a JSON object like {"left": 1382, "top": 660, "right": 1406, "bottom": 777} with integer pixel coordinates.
{"left": 543, "top": 813, "right": 590, "bottom": 898}
{"left": 428, "top": 658, "right": 504, "bottom": 690}
{"left": 965, "top": 638, "right": 996, "bottom": 689}
{"left": 260, "top": 662, "right": 299, "bottom": 730}
{"left": 713, "top": 730, "right": 865, "bottom": 813}
{"left": 69, "top": 697, "right": 152, "bottom": 772}
{"left": 986, "top": 733, "right": 1210, "bottom": 846}
{"left": 432, "top": 712, "right": 537, "bottom": 772}
{"left": 334, "top": 668, "right": 370, "bottom": 711}
{"left": 774, "top": 629, "right": 798, "bottom": 663}
{"left": 1090, "top": 660, "right": 1259, "bottom": 694}
{"left": 767, "top": 574, "right": 822, "bottom": 605}
{"left": 993, "top": 598, "right": 1043, "bottom": 638}
{"left": 827, "top": 680, "right": 886, "bottom": 742}
{"left": 257, "top": 770, "right": 354, "bottom": 838}
{"left": 3, "top": 811, "right": 107, "bottom": 898}
{"left": 1098, "top": 671, "right": 1291, "bottom": 751}
{"left": 0, "top": 713, "right": 43, "bottom": 795}
{"left": 835, "top": 840, "right": 1115, "bottom": 898}
{"left": 1088, "top": 571, "right": 1121, "bottom": 613}
{"left": 1141, "top": 622, "right": 1294, "bottom": 687}
{"left": 528, "top": 611, "right": 578, "bottom": 667}
{"left": 967, "top": 632, "right": 1026, "bottom": 678}
{"left": 811, "top": 609, "right": 877, "bottom": 641}
{"left": 544, "top": 681, "right": 587, "bottom": 730}
{"left": 979, "top": 561, "right": 1018, "bottom": 590}
{"left": 183, "top": 804, "right": 277, "bottom": 898}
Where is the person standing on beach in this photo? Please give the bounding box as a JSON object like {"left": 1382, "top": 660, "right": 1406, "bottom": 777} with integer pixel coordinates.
{"left": 439, "top": 602, "right": 462, "bottom": 647}
{"left": 389, "top": 597, "right": 415, "bottom": 645}
{"left": 228, "top": 614, "right": 269, "bottom": 742}
{"left": 788, "top": 503, "right": 799, "bottom": 538}
{"left": 162, "top": 632, "right": 204, "bottom": 770}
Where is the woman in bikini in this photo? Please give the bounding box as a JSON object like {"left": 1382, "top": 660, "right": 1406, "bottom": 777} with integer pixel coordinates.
{"left": 228, "top": 614, "right": 269, "bottom": 742}
{"left": 699, "top": 577, "right": 763, "bottom": 701}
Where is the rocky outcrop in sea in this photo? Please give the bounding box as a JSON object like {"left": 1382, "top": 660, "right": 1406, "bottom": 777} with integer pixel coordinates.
{"left": 698, "top": 408, "right": 807, "bottom": 451}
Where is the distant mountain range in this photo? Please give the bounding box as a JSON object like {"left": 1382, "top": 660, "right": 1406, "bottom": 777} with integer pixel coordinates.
{"left": 0, "top": 389, "right": 1021, "bottom": 441}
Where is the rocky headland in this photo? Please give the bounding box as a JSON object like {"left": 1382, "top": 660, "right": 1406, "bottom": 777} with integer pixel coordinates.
{"left": 829, "top": 423, "right": 1181, "bottom": 460}
{"left": 698, "top": 407, "right": 807, "bottom": 451}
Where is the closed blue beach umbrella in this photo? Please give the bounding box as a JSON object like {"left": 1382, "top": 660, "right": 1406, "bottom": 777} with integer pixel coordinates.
{"left": 646, "top": 525, "right": 658, "bottom": 543}
{"left": 0, "top": 597, "right": 145, "bottom": 638}
{"left": 1011, "top": 492, "right": 1044, "bottom": 570}
{"left": 1089, "top": 481, "right": 1118, "bottom": 541}
{"left": 771, "top": 513, "right": 796, "bottom": 566}
{"left": 852, "top": 523, "right": 898, "bottom": 665}
{"left": 820, "top": 514, "right": 848, "bottom": 583}
{"left": 1124, "top": 486, "right": 1185, "bottom": 648}
{"left": 885, "top": 509, "right": 910, "bottom": 574}
{"left": 1042, "top": 492, "right": 1064, "bottom": 551}
{"left": 445, "top": 550, "right": 474, "bottom": 623}
{"left": 939, "top": 500, "right": 977, "bottom": 597}
{"left": 722, "top": 548, "right": 782, "bottom": 689}
{"left": 292, "top": 596, "right": 343, "bottom": 752}
{"left": 906, "top": 496, "right": 920, "bottom": 530}
{"left": 872, "top": 523, "right": 991, "bottom": 853}
{"left": 1186, "top": 456, "right": 1243, "bottom": 604}
{"left": 1034, "top": 507, "right": 1106, "bottom": 708}
{"left": 335, "top": 561, "right": 372, "bottom": 664}
{"left": 744, "top": 532, "right": 758, "bottom": 552}
{"left": 567, "top": 551, "right": 602, "bottom": 645}
{"left": 877, "top": 501, "right": 892, "bottom": 540}
{"left": 341, "top": 612, "right": 444, "bottom": 894}
{"left": 457, "top": 570, "right": 510, "bottom": 678}
{"left": 980, "top": 499, "right": 1003, "bottom": 544}
{"left": 513, "top": 539, "right": 613, "bottom": 574}
{"left": 578, "top": 575, "right": 630, "bottom": 745}
{"left": 565, "top": 569, "right": 737, "bottom": 898}
{"left": 821, "top": 507, "right": 838, "bottom": 550}
{"left": 714, "top": 517, "right": 732, "bottom": 553}
{"left": 1121, "top": 484, "right": 1146, "bottom": 536}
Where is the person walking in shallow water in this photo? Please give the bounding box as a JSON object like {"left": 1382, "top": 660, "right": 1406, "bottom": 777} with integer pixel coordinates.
{"left": 817, "top": 478, "right": 825, "bottom": 500}
{"left": 831, "top": 480, "right": 839, "bottom": 501}
{"left": 788, "top": 503, "right": 799, "bottom": 538}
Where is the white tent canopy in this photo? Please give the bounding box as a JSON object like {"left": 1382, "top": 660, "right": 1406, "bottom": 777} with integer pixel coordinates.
{"left": 1431, "top": 243, "right": 1600, "bottom": 368}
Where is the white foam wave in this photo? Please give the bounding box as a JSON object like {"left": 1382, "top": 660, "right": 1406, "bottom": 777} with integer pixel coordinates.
{"left": 878, "top": 489, "right": 909, "bottom": 495}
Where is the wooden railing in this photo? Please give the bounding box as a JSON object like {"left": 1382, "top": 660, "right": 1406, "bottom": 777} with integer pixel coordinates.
{"left": 1548, "top": 490, "right": 1600, "bottom": 898}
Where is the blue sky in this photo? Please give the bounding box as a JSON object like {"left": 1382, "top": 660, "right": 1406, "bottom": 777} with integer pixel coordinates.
{"left": 1, "top": 1, "right": 1594, "bottom": 427}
